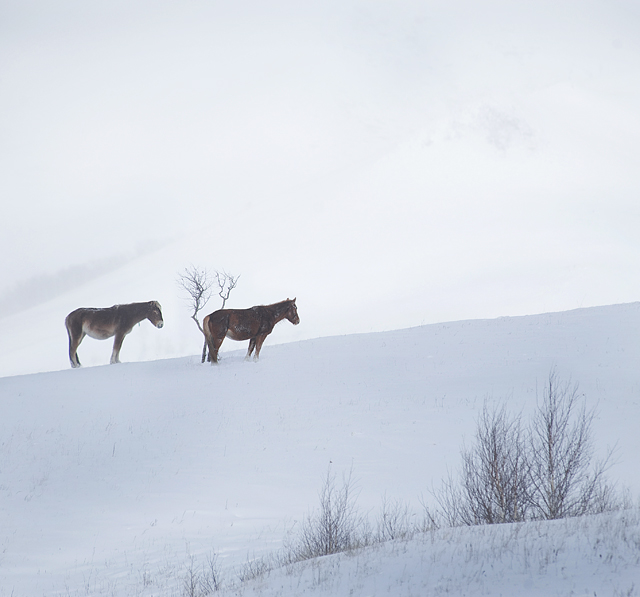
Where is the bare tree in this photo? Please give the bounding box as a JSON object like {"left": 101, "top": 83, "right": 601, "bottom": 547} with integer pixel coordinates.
{"left": 527, "top": 370, "right": 616, "bottom": 520}
{"left": 463, "top": 403, "right": 529, "bottom": 524}
{"left": 177, "top": 266, "right": 214, "bottom": 362}
{"left": 177, "top": 267, "right": 240, "bottom": 363}
{"left": 435, "top": 402, "right": 529, "bottom": 526}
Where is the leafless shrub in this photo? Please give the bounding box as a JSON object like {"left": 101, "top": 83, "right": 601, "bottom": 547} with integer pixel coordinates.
{"left": 200, "top": 552, "right": 222, "bottom": 594}
{"left": 183, "top": 559, "right": 199, "bottom": 597}
{"left": 432, "top": 371, "right": 620, "bottom": 526}
{"left": 288, "top": 467, "right": 369, "bottom": 561}
{"left": 527, "top": 370, "right": 617, "bottom": 520}
{"left": 418, "top": 495, "right": 444, "bottom": 531}
{"left": 434, "top": 403, "right": 529, "bottom": 526}
{"left": 237, "top": 553, "right": 276, "bottom": 583}
{"left": 430, "top": 471, "right": 469, "bottom": 528}
{"left": 376, "top": 496, "right": 416, "bottom": 541}
{"left": 182, "top": 552, "right": 221, "bottom": 596}
{"left": 463, "top": 403, "right": 529, "bottom": 524}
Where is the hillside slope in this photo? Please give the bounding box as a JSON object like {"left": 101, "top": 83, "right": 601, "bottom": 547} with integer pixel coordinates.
{"left": 1, "top": 303, "right": 639, "bottom": 596}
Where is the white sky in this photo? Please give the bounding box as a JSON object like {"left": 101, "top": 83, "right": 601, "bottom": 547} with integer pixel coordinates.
{"left": 1, "top": 0, "right": 640, "bottom": 337}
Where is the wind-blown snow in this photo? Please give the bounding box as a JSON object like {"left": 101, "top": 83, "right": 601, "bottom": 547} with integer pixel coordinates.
{"left": 1, "top": 303, "right": 639, "bottom": 595}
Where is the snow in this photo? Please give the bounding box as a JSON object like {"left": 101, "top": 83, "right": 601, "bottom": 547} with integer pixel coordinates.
{"left": 1, "top": 302, "right": 640, "bottom": 595}
{"left": 233, "top": 514, "right": 640, "bottom": 596}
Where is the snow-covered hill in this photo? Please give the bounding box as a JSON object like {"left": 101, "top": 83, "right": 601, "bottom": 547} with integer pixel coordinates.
{"left": 1, "top": 303, "right": 639, "bottom": 596}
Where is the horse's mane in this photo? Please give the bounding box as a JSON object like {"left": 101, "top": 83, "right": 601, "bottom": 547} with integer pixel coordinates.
{"left": 264, "top": 298, "right": 294, "bottom": 308}
{"left": 111, "top": 301, "right": 161, "bottom": 310}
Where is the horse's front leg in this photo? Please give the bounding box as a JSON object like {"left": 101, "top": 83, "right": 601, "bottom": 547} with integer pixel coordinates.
{"left": 253, "top": 334, "right": 268, "bottom": 361}
{"left": 110, "top": 331, "right": 127, "bottom": 364}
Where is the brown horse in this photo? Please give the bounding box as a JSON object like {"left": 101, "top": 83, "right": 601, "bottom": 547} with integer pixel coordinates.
{"left": 65, "top": 301, "right": 164, "bottom": 368}
{"left": 203, "top": 298, "right": 299, "bottom": 363}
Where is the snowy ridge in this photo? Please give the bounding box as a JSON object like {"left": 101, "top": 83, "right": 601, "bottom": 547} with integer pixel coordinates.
{"left": 234, "top": 512, "right": 640, "bottom": 597}
{"left": 1, "top": 303, "right": 640, "bottom": 595}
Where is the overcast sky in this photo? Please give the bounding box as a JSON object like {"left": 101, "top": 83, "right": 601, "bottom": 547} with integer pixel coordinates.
{"left": 2, "top": 0, "right": 640, "bottom": 341}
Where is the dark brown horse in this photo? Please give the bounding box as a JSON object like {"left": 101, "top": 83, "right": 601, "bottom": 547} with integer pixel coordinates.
{"left": 203, "top": 298, "right": 299, "bottom": 363}
{"left": 65, "top": 301, "right": 164, "bottom": 368}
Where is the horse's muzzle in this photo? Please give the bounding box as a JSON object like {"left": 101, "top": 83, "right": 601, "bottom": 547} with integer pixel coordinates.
{"left": 156, "top": 321, "right": 164, "bottom": 329}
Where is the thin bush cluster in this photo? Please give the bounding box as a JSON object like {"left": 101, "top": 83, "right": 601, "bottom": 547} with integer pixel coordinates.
{"left": 238, "top": 469, "right": 433, "bottom": 584}
{"left": 189, "top": 370, "right": 628, "bottom": 591}
{"left": 432, "top": 371, "right": 620, "bottom": 527}
{"left": 182, "top": 552, "right": 221, "bottom": 597}
{"left": 288, "top": 468, "right": 370, "bottom": 560}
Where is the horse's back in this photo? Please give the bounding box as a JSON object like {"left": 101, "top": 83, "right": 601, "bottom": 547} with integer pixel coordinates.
{"left": 72, "top": 306, "right": 116, "bottom": 324}
{"left": 206, "top": 307, "right": 261, "bottom": 340}
{"left": 66, "top": 306, "right": 119, "bottom": 339}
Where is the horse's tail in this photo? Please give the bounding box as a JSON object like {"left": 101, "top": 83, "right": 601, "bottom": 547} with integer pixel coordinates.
{"left": 202, "top": 314, "right": 211, "bottom": 341}
{"left": 201, "top": 314, "right": 211, "bottom": 363}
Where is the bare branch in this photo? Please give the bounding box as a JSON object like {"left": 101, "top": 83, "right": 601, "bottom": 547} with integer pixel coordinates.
{"left": 213, "top": 270, "right": 240, "bottom": 310}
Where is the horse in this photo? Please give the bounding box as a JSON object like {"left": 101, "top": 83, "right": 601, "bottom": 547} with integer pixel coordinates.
{"left": 202, "top": 298, "right": 299, "bottom": 363}
{"left": 65, "top": 301, "right": 164, "bottom": 368}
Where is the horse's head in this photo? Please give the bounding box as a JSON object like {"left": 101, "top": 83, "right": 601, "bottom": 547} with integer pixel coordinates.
{"left": 147, "top": 301, "right": 164, "bottom": 329}
{"left": 285, "top": 298, "right": 300, "bottom": 325}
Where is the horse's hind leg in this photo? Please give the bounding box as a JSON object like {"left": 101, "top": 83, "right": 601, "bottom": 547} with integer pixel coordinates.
{"left": 245, "top": 338, "right": 257, "bottom": 361}
{"left": 209, "top": 336, "right": 224, "bottom": 364}
{"left": 204, "top": 331, "right": 224, "bottom": 364}
{"left": 203, "top": 314, "right": 226, "bottom": 364}
{"left": 69, "top": 333, "right": 84, "bottom": 368}
{"left": 66, "top": 316, "right": 84, "bottom": 368}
